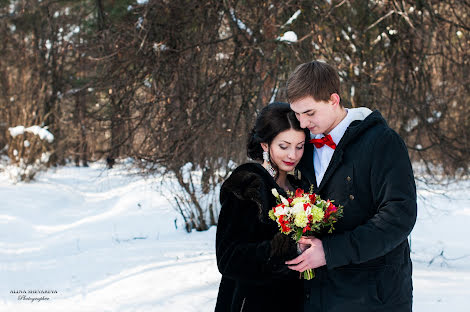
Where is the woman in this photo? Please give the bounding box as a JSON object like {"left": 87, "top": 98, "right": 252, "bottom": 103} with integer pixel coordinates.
{"left": 215, "top": 102, "right": 309, "bottom": 312}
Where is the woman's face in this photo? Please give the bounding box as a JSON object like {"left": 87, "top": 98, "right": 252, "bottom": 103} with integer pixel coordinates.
{"left": 262, "top": 128, "right": 306, "bottom": 173}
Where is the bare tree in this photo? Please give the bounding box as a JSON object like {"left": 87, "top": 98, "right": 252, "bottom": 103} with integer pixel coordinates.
{"left": 286, "top": 0, "right": 469, "bottom": 179}
{"left": 0, "top": 0, "right": 468, "bottom": 226}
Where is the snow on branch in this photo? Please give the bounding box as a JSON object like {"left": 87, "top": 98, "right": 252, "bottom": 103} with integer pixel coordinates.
{"left": 229, "top": 8, "right": 253, "bottom": 36}
{"left": 277, "top": 31, "right": 298, "bottom": 43}
{"left": 8, "top": 125, "right": 54, "bottom": 143}
{"left": 284, "top": 10, "right": 301, "bottom": 26}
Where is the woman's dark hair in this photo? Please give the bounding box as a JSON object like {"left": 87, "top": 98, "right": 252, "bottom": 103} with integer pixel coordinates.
{"left": 247, "top": 102, "right": 308, "bottom": 164}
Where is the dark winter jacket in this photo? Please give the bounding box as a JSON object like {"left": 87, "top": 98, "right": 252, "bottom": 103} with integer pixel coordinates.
{"left": 297, "top": 110, "right": 417, "bottom": 312}
{"left": 215, "top": 163, "right": 308, "bottom": 312}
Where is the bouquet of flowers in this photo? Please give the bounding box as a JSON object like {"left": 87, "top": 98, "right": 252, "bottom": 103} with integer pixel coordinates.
{"left": 269, "top": 187, "right": 343, "bottom": 279}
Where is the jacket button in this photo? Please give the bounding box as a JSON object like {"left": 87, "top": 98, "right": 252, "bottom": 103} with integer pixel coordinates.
{"left": 349, "top": 194, "right": 355, "bottom": 200}
{"left": 305, "top": 293, "right": 310, "bottom": 300}
{"left": 346, "top": 176, "right": 352, "bottom": 182}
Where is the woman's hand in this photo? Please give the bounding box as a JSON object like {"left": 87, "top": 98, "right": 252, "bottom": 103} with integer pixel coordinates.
{"left": 269, "top": 232, "right": 298, "bottom": 263}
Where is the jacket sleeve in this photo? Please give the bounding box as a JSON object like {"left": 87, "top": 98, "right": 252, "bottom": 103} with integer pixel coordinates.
{"left": 322, "top": 129, "right": 417, "bottom": 269}
{"left": 216, "top": 191, "right": 298, "bottom": 282}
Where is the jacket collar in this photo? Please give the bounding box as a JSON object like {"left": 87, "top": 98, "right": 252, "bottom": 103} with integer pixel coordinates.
{"left": 298, "top": 110, "right": 387, "bottom": 192}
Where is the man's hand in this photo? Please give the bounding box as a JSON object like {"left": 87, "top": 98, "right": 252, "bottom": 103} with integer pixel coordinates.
{"left": 286, "top": 236, "right": 326, "bottom": 272}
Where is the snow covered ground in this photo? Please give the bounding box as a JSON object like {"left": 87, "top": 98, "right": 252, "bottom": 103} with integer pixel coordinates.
{"left": 0, "top": 162, "right": 469, "bottom": 311}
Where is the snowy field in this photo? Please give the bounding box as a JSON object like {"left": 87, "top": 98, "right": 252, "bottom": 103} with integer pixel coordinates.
{"left": 1, "top": 162, "right": 469, "bottom": 311}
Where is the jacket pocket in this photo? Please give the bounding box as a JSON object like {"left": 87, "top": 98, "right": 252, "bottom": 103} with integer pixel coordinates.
{"left": 374, "top": 264, "right": 413, "bottom": 305}
{"left": 329, "top": 267, "right": 386, "bottom": 306}
{"left": 368, "top": 270, "right": 385, "bottom": 304}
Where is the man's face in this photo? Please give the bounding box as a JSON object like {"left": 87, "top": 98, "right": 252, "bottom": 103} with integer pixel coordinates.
{"left": 290, "top": 95, "right": 341, "bottom": 135}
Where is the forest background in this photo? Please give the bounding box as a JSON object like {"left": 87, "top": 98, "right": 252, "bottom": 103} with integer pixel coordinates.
{"left": 1, "top": 0, "right": 468, "bottom": 231}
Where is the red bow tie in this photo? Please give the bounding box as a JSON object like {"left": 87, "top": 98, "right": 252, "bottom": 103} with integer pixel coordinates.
{"left": 309, "top": 134, "right": 336, "bottom": 149}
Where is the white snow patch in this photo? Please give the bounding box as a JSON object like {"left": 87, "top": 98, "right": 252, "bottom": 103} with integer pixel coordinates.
{"left": 284, "top": 10, "right": 301, "bottom": 25}
{"left": 277, "top": 31, "right": 298, "bottom": 43}
{"left": 0, "top": 163, "right": 468, "bottom": 311}
{"left": 229, "top": 8, "right": 253, "bottom": 36}
{"left": 8, "top": 126, "right": 25, "bottom": 137}
{"left": 9, "top": 125, "right": 54, "bottom": 143}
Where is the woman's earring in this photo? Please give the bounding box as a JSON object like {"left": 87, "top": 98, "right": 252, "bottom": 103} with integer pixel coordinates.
{"left": 263, "top": 151, "right": 269, "bottom": 162}
{"left": 263, "top": 150, "right": 276, "bottom": 178}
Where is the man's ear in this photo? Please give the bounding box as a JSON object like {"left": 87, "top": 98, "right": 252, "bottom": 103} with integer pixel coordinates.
{"left": 260, "top": 143, "right": 268, "bottom": 152}
{"left": 330, "top": 93, "right": 341, "bottom": 106}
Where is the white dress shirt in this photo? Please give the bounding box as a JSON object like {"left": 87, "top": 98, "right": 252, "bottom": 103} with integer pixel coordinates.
{"left": 312, "top": 107, "right": 372, "bottom": 186}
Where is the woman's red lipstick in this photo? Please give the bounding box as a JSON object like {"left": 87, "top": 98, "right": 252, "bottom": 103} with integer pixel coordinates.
{"left": 283, "top": 161, "right": 295, "bottom": 166}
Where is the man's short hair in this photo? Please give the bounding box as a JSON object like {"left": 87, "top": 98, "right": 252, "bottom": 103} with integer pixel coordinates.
{"left": 287, "top": 60, "right": 340, "bottom": 103}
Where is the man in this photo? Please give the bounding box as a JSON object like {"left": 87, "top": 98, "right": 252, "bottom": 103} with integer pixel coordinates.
{"left": 286, "top": 60, "right": 417, "bottom": 311}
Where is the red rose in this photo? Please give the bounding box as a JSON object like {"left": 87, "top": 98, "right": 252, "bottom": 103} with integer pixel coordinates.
{"left": 327, "top": 202, "right": 337, "bottom": 213}
{"left": 295, "top": 188, "right": 304, "bottom": 197}
{"left": 309, "top": 194, "right": 316, "bottom": 203}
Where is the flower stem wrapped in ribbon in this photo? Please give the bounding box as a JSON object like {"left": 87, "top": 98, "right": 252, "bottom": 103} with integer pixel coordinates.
{"left": 269, "top": 186, "right": 343, "bottom": 279}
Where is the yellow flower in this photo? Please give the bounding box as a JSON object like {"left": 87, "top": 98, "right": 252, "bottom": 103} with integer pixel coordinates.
{"left": 294, "top": 210, "right": 308, "bottom": 228}
{"left": 268, "top": 209, "right": 276, "bottom": 221}
{"left": 310, "top": 207, "right": 325, "bottom": 223}
{"left": 292, "top": 196, "right": 307, "bottom": 206}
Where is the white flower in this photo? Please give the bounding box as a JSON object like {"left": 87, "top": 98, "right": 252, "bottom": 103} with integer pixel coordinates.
{"left": 271, "top": 188, "right": 279, "bottom": 198}
{"left": 304, "top": 205, "right": 312, "bottom": 216}
{"left": 274, "top": 206, "right": 289, "bottom": 217}
{"left": 292, "top": 202, "right": 305, "bottom": 215}
{"left": 280, "top": 195, "right": 289, "bottom": 206}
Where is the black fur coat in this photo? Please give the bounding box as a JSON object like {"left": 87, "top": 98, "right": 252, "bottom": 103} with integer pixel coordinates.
{"left": 214, "top": 163, "right": 308, "bottom": 312}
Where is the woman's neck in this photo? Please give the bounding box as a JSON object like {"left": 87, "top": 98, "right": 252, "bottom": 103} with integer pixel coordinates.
{"left": 275, "top": 170, "right": 289, "bottom": 191}
{"left": 262, "top": 161, "right": 290, "bottom": 191}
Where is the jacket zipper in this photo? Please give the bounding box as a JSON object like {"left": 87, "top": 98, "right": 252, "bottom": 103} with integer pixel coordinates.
{"left": 240, "top": 297, "right": 246, "bottom": 312}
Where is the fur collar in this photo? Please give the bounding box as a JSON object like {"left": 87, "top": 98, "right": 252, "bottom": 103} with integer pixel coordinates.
{"left": 221, "top": 163, "right": 272, "bottom": 205}
{"left": 221, "top": 163, "right": 282, "bottom": 223}
{"left": 221, "top": 163, "right": 307, "bottom": 223}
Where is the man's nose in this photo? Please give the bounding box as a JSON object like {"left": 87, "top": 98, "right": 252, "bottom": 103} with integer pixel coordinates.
{"left": 298, "top": 115, "right": 308, "bottom": 129}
